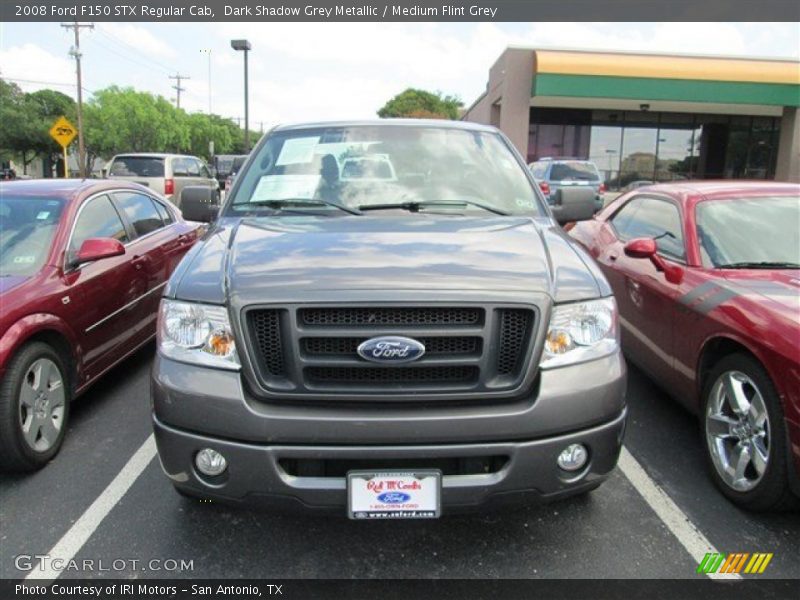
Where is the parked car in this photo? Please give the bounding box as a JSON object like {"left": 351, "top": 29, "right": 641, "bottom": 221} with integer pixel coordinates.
{"left": 0, "top": 179, "right": 203, "bottom": 471}
{"left": 569, "top": 181, "right": 800, "bottom": 510}
{"left": 621, "top": 180, "right": 655, "bottom": 192}
{"left": 529, "top": 158, "right": 606, "bottom": 213}
{"left": 223, "top": 155, "right": 249, "bottom": 192}
{"left": 105, "top": 153, "right": 219, "bottom": 207}
{"left": 214, "top": 154, "right": 248, "bottom": 190}
{"left": 152, "top": 119, "right": 624, "bottom": 518}
{"left": 2, "top": 167, "right": 17, "bottom": 181}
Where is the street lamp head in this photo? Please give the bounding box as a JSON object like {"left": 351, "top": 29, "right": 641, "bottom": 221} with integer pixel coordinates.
{"left": 231, "top": 39, "right": 252, "bottom": 51}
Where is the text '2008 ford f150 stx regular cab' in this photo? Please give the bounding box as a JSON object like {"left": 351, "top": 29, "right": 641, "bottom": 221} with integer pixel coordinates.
{"left": 151, "top": 120, "right": 627, "bottom": 518}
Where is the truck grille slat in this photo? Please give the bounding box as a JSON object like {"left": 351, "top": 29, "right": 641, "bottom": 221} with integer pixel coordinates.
{"left": 245, "top": 304, "right": 537, "bottom": 399}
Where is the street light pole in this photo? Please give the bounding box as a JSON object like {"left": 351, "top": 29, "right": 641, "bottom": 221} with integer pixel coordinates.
{"left": 230, "top": 39, "right": 252, "bottom": 152}
{"left": 200, "top": 48, "right": 212, "bottom": 114}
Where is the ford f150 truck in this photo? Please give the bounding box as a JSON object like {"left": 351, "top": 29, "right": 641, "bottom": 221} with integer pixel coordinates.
{"left": 151, "top": 120, "right": 627, "bottom": 518}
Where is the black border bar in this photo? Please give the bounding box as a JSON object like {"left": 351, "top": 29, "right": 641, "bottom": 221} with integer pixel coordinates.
{"left": 3, "top": 1, "right": 800, "bottom": 22}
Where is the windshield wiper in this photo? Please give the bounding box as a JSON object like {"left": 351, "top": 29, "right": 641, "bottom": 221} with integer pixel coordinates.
{"left": 237, "top": 198, "right": 362, "bottom": 216}
{"left": 358, "top": 200, "right": 510, "bottom": 216}
{"left": 717, "top": 261, "right": 800, "bottom": 269}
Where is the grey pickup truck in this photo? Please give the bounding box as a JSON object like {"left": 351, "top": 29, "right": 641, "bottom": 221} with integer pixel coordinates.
{"left": 152, "top": 120, "right": 627, "bottom": 519}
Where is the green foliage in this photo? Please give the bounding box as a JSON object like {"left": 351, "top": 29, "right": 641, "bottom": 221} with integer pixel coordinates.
{"left": 0, "top": 79, "right": 76, "bottom": 173}
{"left": 377, "top": 88, "right": 463, "bottom": 120}
{"left": 1, "top": 78, "right": 252, "bottom": 173}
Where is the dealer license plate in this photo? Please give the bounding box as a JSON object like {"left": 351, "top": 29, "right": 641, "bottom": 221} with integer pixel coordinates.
{"left": 347, "top": 471, "right": 441, "bottom": 520}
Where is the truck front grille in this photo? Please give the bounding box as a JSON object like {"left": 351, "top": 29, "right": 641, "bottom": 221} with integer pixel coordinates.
{"left": 244, "top": 304, "right": 538, "bottom": 399}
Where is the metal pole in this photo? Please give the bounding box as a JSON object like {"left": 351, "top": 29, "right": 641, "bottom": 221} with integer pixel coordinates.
{"left": 62, "top": 21, "right": 93, "bottom": 178}
{"left": 243, "top": 49, "right": 250, "bottom": 152}
{"left": 63, "top": 146, "right": 68, "bottom": 178}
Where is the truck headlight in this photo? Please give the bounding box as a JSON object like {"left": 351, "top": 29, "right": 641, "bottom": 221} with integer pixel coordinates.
{"left": 158, "top": 300, "right": 240, "bottom": 370}
{"left": 540, "top": 297, "right": 618, "bottom": 369}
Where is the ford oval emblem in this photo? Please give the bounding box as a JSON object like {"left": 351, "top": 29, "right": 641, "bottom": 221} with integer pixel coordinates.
{"left": 378, "top": 492, "right": 411, "bottom": 504}
{"left": 357, "top": 336, "right": 426, "bottom": 364}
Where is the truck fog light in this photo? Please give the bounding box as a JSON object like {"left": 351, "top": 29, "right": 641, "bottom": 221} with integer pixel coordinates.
{"left": 557, "top": 444, "right": 588, "bottom": 471}
{"left": 195, "top": 448, "right": 227, "bottom": 476}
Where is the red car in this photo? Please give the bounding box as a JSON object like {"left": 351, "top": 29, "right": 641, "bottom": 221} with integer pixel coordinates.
{"left": 569, "top": 181, "right": 800, "bottom": 510}
{"left": 0, "top": 179, "right": 202, "bottom": 471}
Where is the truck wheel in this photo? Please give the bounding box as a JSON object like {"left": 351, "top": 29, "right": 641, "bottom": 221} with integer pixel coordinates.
{"left": 702, "top": 353, "right": 797, "bottom": 511}
{"left": 0, "top": 342, "right": 70, "bottom": 472}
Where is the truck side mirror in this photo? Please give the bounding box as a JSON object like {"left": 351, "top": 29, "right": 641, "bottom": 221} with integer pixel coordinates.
{"left": 550, "top": 188, "right": 596, "bottom": 226}
{"left": 181, "top": 186, "right": 219, "bottom": 223}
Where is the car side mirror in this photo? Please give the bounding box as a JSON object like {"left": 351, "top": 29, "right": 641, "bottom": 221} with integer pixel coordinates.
{"left": 181, "top": 186, "right": 219, "bottom": 223}
{"left": 550, "top": 187, "right": 596, "bottom": 226}
{"left": 624, "top": 237, "right": 683, "bottom": 284}
{"left": 73, "top": 237, "right": 125, "bottom": 267}
{"left": 624, "top": 237, "right": 657, "bottom": 259}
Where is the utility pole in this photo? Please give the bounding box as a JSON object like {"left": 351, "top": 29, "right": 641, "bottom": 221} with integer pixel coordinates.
{"left": 169, "top": 73, "right": 190, "bottom": 109}
{"left": 61, "top": 20, "right": 93, "bottom": 178}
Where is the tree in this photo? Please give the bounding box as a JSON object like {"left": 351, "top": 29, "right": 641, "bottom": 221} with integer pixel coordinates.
{"left": 377, "top": 88, "right": 463, "bottom": 120}
{"left": 0, "top": 79, "right": 76, "bottom": 175}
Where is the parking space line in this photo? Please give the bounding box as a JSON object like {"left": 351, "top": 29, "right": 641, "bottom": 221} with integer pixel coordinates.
{"left": 618, "top": 447, "right": 740, "bottom": 580}
{"left": 26, "top": 435, "right": 157, "bottom": 581}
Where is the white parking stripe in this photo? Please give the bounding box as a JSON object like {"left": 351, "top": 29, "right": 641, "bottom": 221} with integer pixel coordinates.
{"left": 618, "top": 447, "right": 740, "bottom": 580}
{"left": 26, "top": 435, "right": 157, "bottom": 581}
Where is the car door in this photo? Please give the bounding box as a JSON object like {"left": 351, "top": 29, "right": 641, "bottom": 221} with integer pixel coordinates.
{"left": 596, "top": 195, "right": 686, "bottom": 381}
{"left": 112, "top": 191, "right": 176, "bottom": 336}
{"left": 62, "top": 193, "right": 148, "bottom": 380}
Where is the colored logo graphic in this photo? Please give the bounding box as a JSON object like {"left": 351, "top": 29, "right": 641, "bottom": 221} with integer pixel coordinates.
{"left": 697, "top": 552, "right": 773, "bottom": 574}
{"left": 377, "top": 492, "right": 411, "bottom": 504}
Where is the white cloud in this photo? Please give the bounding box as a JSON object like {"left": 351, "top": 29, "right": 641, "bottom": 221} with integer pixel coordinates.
{"left": 0, "top": 43, "right": 76, "bottom": 94}
{"left": 96, "top": 23, "right": 178, "bottom": 60}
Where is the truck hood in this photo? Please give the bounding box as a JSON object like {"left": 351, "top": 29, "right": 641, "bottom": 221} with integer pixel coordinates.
{"left": 170, "top": 216, "right": 602, "bottom": 305}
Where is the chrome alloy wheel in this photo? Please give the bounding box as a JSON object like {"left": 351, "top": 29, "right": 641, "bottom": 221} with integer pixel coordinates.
{"left": 705, "top": 370, "right": 770, "bottom": 492}
{"left": 18, "top": 358, "right": 66, "bottom": 452}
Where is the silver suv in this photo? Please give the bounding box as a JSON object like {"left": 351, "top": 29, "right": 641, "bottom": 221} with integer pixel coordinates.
{"left": 106, "top": 153, "right": 218, "bottom": 207}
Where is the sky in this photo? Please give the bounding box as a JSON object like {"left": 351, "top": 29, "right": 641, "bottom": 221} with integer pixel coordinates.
{"left": 1, "top": 21, "right": 798, "bottom": 129}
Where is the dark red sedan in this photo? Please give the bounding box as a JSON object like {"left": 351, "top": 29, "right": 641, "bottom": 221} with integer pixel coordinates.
{"left": 0, "top": 179, "right": 203, "bottom": 471}
{"left": 569, "top": 181, "right": 800, "bottom": 510}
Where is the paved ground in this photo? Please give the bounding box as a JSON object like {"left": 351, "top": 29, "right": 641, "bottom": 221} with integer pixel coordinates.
{"left": 1, "top": 343, "right": 798, "bottom": 580}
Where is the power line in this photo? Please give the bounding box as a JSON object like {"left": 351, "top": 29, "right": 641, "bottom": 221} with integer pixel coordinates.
{"left": 94, "top": 25, "right": 175, "bottom": 74}
{"left": 169, "top": 73, "right": 189, "bottom": 109}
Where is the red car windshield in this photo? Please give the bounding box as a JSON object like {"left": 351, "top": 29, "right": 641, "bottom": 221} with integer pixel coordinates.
{"left": 0, "top": 196, "right": 65, "bottom": 277}
{"left": 696, "top": 196, "right": 800, "bottom": 269}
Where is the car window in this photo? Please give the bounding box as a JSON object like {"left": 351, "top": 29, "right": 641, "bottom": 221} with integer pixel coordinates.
{"left": 549, "top": 161, "right": 600, "bottom": 182}
{"left": 152, "top": 198, "right": 174, "bottom": 225}
{"left": 186, "top": 159, "right": 201, "bottom": 177}
{"left": 530, "top": 162, "right": 547, "bottom": 180}
{"left": 115, "top": 192, "right": 165, "bottom": 238}
{"left": 70, "top": 195, "right": 129, "bottom": 253}
{"left": 611, "top": 196, "right": 685, "bottom": 260}
{"left": 0, "top": 196, "right": 66, "bottom": 276}
{"left": 171, "top": 157, "right": 189, "bottom": 177}
{"left": 109, "top": 157, "right": 165, "bottom": 178}
{"left": 198, "top": 161, "right": 211, "bottom": 179}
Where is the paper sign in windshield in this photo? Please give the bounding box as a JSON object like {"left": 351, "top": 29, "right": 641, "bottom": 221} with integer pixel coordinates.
{"left": 252, "top": 174, "right": 320, "bottom": 201}
{"left": 276, "top": 136, "right": 319, "bottom": 166}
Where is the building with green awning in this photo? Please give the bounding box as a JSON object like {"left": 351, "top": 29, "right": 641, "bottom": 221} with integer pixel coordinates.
{"left": 463, "top": 48, "right": 800, "bottom": 186}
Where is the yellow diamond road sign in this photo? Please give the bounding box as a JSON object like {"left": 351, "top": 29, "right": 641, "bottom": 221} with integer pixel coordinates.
{"left": 49, "top": 116, "right": 77, "bottom": 148}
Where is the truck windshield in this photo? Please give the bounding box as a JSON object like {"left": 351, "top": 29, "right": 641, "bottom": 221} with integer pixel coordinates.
{"left": 696, "top": 196, "right": 800, "bottom": 268}
{"left": 0, "top": 196, "right": 65, "bottom": 277}
{"left": 227, "top": 125, "right": 544, "bottom": 216}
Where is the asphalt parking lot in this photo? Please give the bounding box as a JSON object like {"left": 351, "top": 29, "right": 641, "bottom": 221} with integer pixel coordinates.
{"left": 1, "top": 343, "right": 797, "bottom": 580}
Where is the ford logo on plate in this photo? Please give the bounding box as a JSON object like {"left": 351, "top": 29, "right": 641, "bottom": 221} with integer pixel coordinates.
{"left": 378, "top": 492, "right": 411, "bottom": 504}
{"left": 357, "top": 336, "right": 426, "bottom": 364}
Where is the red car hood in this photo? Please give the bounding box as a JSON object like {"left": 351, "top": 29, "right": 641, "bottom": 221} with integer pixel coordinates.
{"left": 721, "top": 270, "right": 800, "bottom": 316}
{"left": 0, "top": 275, "right": 30, "bottom": 296}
